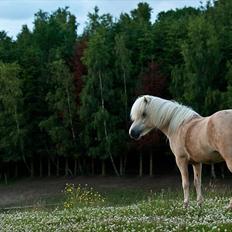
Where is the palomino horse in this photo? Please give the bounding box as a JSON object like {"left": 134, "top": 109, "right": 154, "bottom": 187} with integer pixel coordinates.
{"left": 129, "top": 95, "right": 232, "bottom": 208}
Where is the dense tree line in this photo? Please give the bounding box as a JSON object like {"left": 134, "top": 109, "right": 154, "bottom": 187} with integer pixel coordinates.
{"left": 0, "top": 0, "right": 231, "bottom": 178}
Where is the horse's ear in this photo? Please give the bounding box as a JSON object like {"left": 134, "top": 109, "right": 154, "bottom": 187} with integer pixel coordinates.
{"left": 144, "top": 96, "right": 151, "bottom": 104}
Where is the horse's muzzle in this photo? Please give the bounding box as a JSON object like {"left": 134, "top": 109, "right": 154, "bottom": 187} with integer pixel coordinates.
{"left": 129, "top": 128, "right": 141, "bottom": 140}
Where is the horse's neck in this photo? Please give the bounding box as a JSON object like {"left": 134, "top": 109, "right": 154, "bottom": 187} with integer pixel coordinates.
{"left": 151, "top": 98, "right": 178, "bottom": 135}
{"left": 163, "top": 115, "right": 201, "bottom": 142}
{"left": 158, "top": 124, "right": 172, "bottom": 139}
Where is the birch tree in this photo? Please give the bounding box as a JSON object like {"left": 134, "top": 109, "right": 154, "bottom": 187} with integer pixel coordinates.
{"left": 0, "top": 62, "right": 25, "bottom": 164}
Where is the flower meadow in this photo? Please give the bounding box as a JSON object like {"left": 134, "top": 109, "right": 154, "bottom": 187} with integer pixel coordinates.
{"left": 63, "top": 183, "right": 105, "bottom": 208}
{"left": 1, "top": 186, "right": 232, "bottom": 232}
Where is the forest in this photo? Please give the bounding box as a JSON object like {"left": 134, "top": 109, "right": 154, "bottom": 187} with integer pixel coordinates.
{"left": 0, "top": 0, "right": 232, "bottom": 179}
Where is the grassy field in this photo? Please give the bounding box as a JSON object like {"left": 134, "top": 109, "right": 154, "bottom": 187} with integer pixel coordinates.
{"left": 0, "top": 178, "right": 232, "bottom": 232}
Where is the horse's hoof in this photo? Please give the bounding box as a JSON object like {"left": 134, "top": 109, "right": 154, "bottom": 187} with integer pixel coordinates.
{"left": 183, "top": 202, "right": 189, "bottom": 208}
{"left": 197, "top": 202, "right": 203, "bottom": 207}
{"left": 197, "top": 199, "right": 204, "bottom": 207}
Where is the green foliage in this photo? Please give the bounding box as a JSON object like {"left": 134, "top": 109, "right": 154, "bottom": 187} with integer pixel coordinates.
{"left": 33, "top": 7, "right": 77, "bottom": 61}
{"left": 14, "top": 7, "right": 78, "bottom": 161}
{"left": 0, "top": 62, "right": 25, "bottom": 162}
{"left": 1, "top": 1, "right": 232, "bottom": 175}
{"left": 39, "top": 60, "right": 78, "bottom": 157}
{"left": 80, "top": 26, "right": 114, "bottom": 159}
{"left": 153, "top": 7, "right": 200, "bottom": 76}
{"left": 0, "top": 31, "right": 15, "bottom": 62}
{"left": 171, "top": 15, "right": 222, "bottom": 114}
{"left": 170, "top": 2, "right": 232, "bottom": 115}
{"left": 117, "top": 2, "right": 154, "bottom": 73}
{"left": 79, "top": 2, "right": 155, "bottom": 166}
{"left": 225, "top": 62, "right": 232, "bottom": 107}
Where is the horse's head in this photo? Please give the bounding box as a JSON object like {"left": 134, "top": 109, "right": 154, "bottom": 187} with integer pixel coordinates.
{"left": 129, "top": 95, "right": 154, "bottom": 140}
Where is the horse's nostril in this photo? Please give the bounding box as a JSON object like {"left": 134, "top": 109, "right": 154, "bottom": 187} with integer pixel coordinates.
{"left": 130, "top": 129, "right": 140, "bottom": 139}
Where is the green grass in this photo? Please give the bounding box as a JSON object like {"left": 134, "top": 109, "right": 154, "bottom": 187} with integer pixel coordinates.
{"left": 1, "top": 185, "right": 232, "bottom": 231}
{"left": 103, "top": 188, "right": 150, "bottom": 206}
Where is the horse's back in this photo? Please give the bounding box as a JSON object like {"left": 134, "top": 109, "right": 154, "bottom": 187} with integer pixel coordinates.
{"left": 211, "top": 109, "right": 232, "bottom": 122}
{"left": 208, "top": 110, "right": 232, "bottom": 155}
{"left": 209, "top": 110, "right": 232, "bottom": 135}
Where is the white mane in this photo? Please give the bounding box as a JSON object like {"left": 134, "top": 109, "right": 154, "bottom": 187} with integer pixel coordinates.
{"left": 131, "top": 95, "right": 200, "bottom": 135}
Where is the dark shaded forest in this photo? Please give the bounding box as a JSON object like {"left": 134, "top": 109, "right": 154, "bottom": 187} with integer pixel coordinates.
{"left": 0, "top": 0, "right": 232, "bottom": 179}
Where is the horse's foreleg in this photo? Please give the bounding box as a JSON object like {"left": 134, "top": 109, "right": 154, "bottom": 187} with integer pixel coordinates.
{"left": 192, "top": 163, "right": 203, "bottom": 206}
{"left": 176, "top": 156, "right": 189, "bottom": 208}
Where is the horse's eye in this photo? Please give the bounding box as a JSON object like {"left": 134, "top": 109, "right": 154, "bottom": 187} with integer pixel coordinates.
{"left": 142, "top": 112, "right": 146, "bottom": 118}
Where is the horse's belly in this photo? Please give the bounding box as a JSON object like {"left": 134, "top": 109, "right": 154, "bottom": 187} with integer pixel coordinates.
{"left": 188, "top": 150, "right": 223, "bottom": 164}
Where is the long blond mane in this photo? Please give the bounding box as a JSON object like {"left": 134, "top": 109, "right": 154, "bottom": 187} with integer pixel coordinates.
{"left": 131, "top": 95, "right": 200, "bottom": 135}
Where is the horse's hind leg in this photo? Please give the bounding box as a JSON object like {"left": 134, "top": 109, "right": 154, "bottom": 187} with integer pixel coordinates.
{"left": 176, "top": 156, "right": 189, "bottom": 208}
{"left": 224, "top": 160, "right": 232, "bottom": 209}
{"left": 218, "top": 149, "right": 232, "bottom": 209}
{"left": 226, "top": 161, "right": 232, "bottom": 209}
{"left": 192, "top": 163, "right": 203, "bottom": 205}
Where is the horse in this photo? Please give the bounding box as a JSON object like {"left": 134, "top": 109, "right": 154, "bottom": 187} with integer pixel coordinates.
{"left": 129, "top": 95, "right": 232, "bottom": 209}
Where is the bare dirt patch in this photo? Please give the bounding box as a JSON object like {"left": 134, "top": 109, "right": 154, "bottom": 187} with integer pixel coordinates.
{"left": 0, "top": 175, "right": 180, "bottom": 207}
{"left": 0, "top": 175, "right": 231, "bottom": 208}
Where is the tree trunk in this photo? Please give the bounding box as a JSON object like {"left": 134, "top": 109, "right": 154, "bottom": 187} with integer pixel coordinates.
{"left": 123, "top": 155, "right": 127, "bottom": 175}
{"left": 221, "top": 164, "right": 225, "bottom": 179}
{"left": 98, "top": 72, "right": 120, "bottom": 177}
{"left": 4, "top": 172, "right": 8, "bottom": 185}
{"left": 123, "top": 71, "right": 128, "bottom": 124}
{"left": 91, "top": 157, "right": 95, "bottom": 176}
{"left": 211, "top": 164, "right": 216, "bottom": 179}
{"left": 74, "top": 159, "right": 78, "bottom": 176}
{"left": 30, "top": 160, "right": 34, "bottom": 178}
{"left": 139, "top": 153, "right": 143, "bottom": 177}
{"left": 120, "top": 156, "right": 123, "bottom": 176}
{"left": 39, "top": 156, "right": 43, "bottom": 178}
{"left": 56, "top": 157, "right": 59, "bottom": 177}
{"left": 65, "top": 158, "right": 68, "bottom": 176}
{"left": 149, "top": 151, "right": 153, "bottom": 177}
{"left": 66, "top": 85, "right": 76, "bottom": 142}
{"left": 14, "top": 162, "right": 18, "bottom": 178}
{"left": 78, "top": 159, "right": 83, "bottom": 175}
{"left": 14, "top": 105, "right": 25, "bottom": 163}
{"left": 101, "top": 159, "right": 106, "bottom": 176}
{"left": 4, "top": 163, "right": 8, "bottom": 184}
{"left": 83, "top": 158, "right": 87, "bottom": 175}
{"left": 48, "top": 158, "right": 51, "bottom": 177}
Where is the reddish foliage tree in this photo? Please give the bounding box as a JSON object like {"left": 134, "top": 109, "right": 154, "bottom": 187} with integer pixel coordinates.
{"left": 72, "top": 38, "right": 88, "bottom": 105}
{"left": 137, "top": 61, "right": 167, "bottom": 97}
{"left": 136, "top": 61, "right": 167, "bottom": 150}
